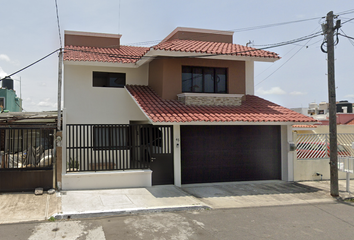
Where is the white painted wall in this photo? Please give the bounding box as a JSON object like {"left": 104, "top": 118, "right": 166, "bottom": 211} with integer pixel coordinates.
{"left": 62, "top": 170, "right": 152, "bottom": 190}
{"left": 245, "top": 61, "right": 254, "bottom": 95}
{"left": 64, "top": 64, "right": 149, "bottom": 124}
{"left": 294, "top": 159, "right": 349, "bottom": 181}
{"left": 62, "top": 63, "right": 151, "bottom": 190}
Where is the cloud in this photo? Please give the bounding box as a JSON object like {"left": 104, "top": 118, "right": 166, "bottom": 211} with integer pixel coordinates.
{"left": 37, "top": 98, "right": 57, "bottom": 108}
{"left": 0, "top": 66, "right": 7, "bottom": 78}
{"left": 0, "top": 54, "right": 11, "bottom": 62}
{"left": 344, "top": 94, "right": 354, "bottom": 99}
{"left": 256, "top": 87, "right": 286, "bottom": 95}
{"left": 290, "top": 91, "right": 307, "bottom": 96}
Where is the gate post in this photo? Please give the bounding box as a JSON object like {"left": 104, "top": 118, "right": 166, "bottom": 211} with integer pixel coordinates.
{"left": 56, "top": 131, "right": 63, "bottom": 189}
{"left": 173, "top": 125, "right": 181, "bottom": 187}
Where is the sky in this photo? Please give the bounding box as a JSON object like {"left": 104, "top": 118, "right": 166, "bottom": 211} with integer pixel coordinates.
{"left": 0, "top": 0, "right": 354, "bottom": 112}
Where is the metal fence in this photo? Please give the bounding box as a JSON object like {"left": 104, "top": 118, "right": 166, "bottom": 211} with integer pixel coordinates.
{"left": 66, "top": 124, "right": 172, "bottom": 172}
{"left": 296, "top": 133, "right": 354, "bottom": 159}
{"left": 0, "top": 128, "right": 54, "bottom": 169}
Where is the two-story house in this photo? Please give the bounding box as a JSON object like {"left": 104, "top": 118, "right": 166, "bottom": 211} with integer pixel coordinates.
{"left": 61, "top": 27, "right": 316, "bottom": 190}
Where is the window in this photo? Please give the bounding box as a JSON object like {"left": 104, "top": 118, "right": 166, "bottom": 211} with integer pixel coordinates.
{"left": 182, "top": 66, "right": 227, "bottom": 93}
{"left": 0, "top": 98, "right": 4, "bottom": 111}
{"left": 93, "top": 72, "right": 126, "bottom": 88}
{"left": 93, "top": 126, "right": 129, "bottom": 150}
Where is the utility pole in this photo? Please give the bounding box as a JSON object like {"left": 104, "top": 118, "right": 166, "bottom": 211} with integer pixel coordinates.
{"left": 53, "top": 48, "right": 63, "bottom": 189}
{"left": 326, "top": 11, "right": 339, "bottom": 197}
{"left": 57, "top": 49, "right": 63, "bottom": 131}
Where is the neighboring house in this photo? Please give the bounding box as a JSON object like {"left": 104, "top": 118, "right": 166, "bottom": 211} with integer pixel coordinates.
{"left": 0, "top": 77, "right": 22, "bottom": 112}
{"left": 0, "top": 112, "right": 57, "bottom": 192}
{"left": 61, "top": 27, "right": 315, "bottom": 190}
{"left": 291, "top": 100, "right": 354, "bottom": 125}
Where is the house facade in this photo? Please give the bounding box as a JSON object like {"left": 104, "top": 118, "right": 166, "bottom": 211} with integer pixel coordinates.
{"left": 0, "top": 77, "right": 22, "bottom": 112}
{"left": 61, "top": 27, "right": 315, "bottom": 190}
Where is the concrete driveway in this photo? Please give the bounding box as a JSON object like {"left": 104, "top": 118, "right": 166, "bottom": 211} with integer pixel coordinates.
{"left": 181, "top": 180, "right": 353, "bottom": 209}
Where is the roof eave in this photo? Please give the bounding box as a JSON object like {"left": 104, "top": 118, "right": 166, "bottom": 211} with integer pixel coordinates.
{"left": 148, "top": 121, "right": 315, "bottom": 126}
{"left": 135, "top": 49, "right": 279, "bottom": 66}
{"left": 64, "top": 60, "right": 138, "bottom": 68}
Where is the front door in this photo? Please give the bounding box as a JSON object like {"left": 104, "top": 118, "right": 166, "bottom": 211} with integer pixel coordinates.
{"left": 140, "top": 125, "right": 174, "bottom": 185}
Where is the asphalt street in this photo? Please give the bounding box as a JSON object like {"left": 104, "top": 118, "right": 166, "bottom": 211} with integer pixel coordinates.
{"left": 1, "top": 201, "right": 354, "bottom": 240}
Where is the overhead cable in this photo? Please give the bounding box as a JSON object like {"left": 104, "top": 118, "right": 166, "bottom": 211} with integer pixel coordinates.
{"left": 0, "top": 49, "right": 61, "bottom": 81}
{"left": 54, "top": 0, "right": 62, "bottom": 48}
{"left": 255, "top": 37, "right": 316, "bottom": 86}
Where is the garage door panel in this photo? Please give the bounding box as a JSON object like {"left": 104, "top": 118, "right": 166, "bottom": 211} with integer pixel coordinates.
{"left": 181, "top": 125, "right": 281, "bottom": 184}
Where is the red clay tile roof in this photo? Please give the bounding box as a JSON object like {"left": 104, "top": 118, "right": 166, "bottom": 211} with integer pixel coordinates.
{"left": 126, "top": 85, "right": 316, "bottom": 123}
{"left": 64, "top": 40, "right": 279, "bottom": 63}
{"left": 346, "top": 118, "right": 354, "bottom": 125}
{"left": 64, "top": 45, "right": 149, "bottom": 63}
{"left": 153, "top": 39, "right": 280, "bottom": 59}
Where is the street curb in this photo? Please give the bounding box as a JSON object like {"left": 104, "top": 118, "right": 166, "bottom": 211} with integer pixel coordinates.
{"left": 52, "top": 205, "right": 211, "bottom": 220}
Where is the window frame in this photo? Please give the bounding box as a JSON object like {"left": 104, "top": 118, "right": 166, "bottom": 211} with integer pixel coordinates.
{"left": 92, "top": 71, "right": 126, "bottom": 88}
{"left": 182, "top": 66, "right": 227, "bottom": 93}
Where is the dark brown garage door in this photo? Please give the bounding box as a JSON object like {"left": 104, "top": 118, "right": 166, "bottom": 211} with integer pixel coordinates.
{"left": 181, "top": 125, "right": 281, "bottom": 184}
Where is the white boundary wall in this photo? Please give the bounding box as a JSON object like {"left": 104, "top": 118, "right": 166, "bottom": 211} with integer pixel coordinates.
{"left": 293, "top": 132, "right": 354, "bottom": 181}
{"left": 62, "top": 170, "right": 152, "bottom": 190}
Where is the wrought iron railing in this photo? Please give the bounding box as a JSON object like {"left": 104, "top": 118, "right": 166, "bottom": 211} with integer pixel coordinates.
{"left": 66, "top": 124, "right": 172, "bottom": 172}
{"left": 0, "top": 128, "right": 54, "bottom": 169}
{"left": 296, "top": 133, "right": 354, "bottom": 159}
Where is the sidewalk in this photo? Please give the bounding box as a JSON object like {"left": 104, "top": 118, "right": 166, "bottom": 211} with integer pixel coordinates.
{"left": 0, "top": 180, "right": 353, "bottom": 224}
{"left": 0, "top": 192, "right": 59, "bottom": 224}
{"left": 56, "top": 185, "right": 206, "bottom": 219}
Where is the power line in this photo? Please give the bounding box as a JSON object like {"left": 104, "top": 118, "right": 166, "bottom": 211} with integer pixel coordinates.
{"left": 119, "top": 16, "right": 324, "bottom": 47}
{"left": 252, "top": 31, "right": 322, "bottom": 47}
{"left": 255, "top": 27, "right": 322, "bottom": 78}
{"left": 0, "top": 49, "right": 61, "bottom": 81}
{"left": 337, "top": 9, "right": 354, "bottom": 15}
{"left": 255, "top": 37, "right": 315, "bottom": 86}
{"left": 342, "top": 17, "right": 354, "bottom": 25}
{"left": 338, "top": 31, "right": 354, "bottom": 48}
{"left": 54, "top": 0, "right": 62, "bottom": 48}
{"left": 231, "top": 17, "right": 322, "bottom": 33}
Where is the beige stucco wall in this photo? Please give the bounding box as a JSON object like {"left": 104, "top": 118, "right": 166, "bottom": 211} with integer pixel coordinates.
{"left": 148, "top": 58, "right": 245, "bottom": 100}
{"left": 167, "top": 31, "right": 233, "bottom": 43}
{"left": 64, "top": 64, "right": 149, "bottom": 124}
{"left": 314, "top": 125, "right": 354, "bottom": 133}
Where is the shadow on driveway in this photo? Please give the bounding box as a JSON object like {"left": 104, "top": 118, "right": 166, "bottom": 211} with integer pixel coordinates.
{"left": 180, "top": 180, "right": 331, "bottom": 209}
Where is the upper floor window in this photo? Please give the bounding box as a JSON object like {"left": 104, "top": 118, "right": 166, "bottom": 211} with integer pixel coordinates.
{"left": 182, "top": 66, "right": 227, "bottom": 93}
{"left": 93, "top": 72, "right": 126, "bottom": 88}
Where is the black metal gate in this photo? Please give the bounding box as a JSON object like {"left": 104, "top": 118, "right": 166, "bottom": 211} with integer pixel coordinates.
{"left": 66, "top": 124, "right": 174, "bottom": 185}
{"left": 136, "top": 125, "right": 174, "bottom": 185}
{"left": 0, "top": 127, "right": 55, "bottom": 192}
